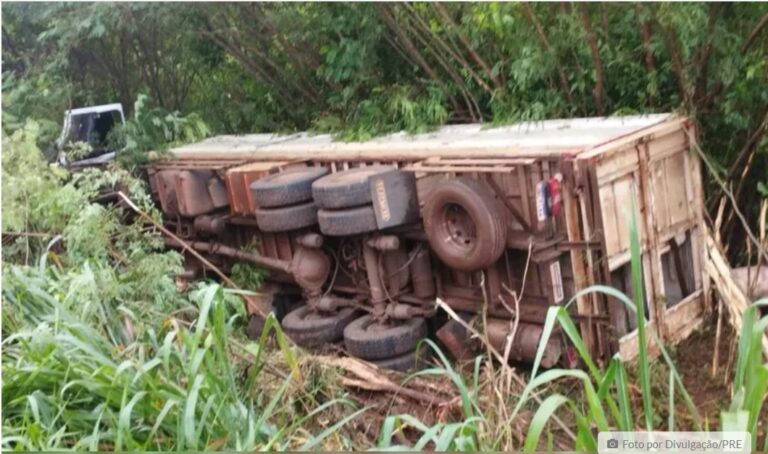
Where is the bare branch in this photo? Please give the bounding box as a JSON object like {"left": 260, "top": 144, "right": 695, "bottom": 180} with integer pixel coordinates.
{"left": 520, "top": 3, "right": 574, "bottom": 105}
{"left": 579, "top": 4, "right": 607, "bottom": 115}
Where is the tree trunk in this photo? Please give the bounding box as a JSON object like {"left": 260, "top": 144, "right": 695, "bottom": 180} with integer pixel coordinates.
{"left": 521, "top": 3, "right": 574, "bottom": 105}
{"left": 375, "top": 3, "right": 461, "bottom": 112}
{"left": 640, "top": 16, "right": 657, "bottom": 107}
{"left": 579, "top": 4, "right": 606, "bottom": 115}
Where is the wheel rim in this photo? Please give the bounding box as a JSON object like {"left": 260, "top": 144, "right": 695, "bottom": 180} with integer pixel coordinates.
{"left": 437, "top": 202, "right": 477, "bottom": 253}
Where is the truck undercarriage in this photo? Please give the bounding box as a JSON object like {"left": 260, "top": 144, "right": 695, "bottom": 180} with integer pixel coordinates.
{"left": 145, "top": 113, "right": 708, "bottom": 370}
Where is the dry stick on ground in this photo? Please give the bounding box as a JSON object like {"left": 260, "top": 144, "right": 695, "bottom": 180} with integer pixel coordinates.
{"left": 435, "top": 298, "right": 578, "bottom": 442}
{"left": 712, "top": 296, "right": 724, "bottom": 376}
{"left": 312, "top": 355, "right": 454, "bottom": 406}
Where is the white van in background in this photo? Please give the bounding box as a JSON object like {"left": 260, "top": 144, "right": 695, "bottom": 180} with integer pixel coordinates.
{"left": 57, "top": 103, "right": 125, "bottom": 168}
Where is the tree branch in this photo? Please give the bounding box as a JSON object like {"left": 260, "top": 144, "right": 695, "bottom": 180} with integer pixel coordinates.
{"left": 741, "top": 11, "right": 768, "bottom": 54}
{"left": 520, "top": 3, "right": 574, "bottom": 105}
{"left": 433, "top": 2, "right": 503, "bottom": 93}
{"left": 579, "top": 4, "right": 607, "bottom": 115}
{"left": 693, "top": 3, "right": 723, "bottom": 107}
{"left": 375, "top": 3, "right": 461, "bottom": 112}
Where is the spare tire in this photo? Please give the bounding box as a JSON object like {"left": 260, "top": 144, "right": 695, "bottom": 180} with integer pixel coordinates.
{"left": 281, "top": 305, "right": 359, "bottom": 347}
{"left": 344, "top": 315, "right": 427, "bottom": 360}
{"left": 255, "top": 201, "right": 318, "bottom": 232}
{"left": 423, "top": 177, "right": 508, "bottom": 271}
{"left": 250, "top": 166, "right": 328, "bottom": 208}
{"left": 312, "top": 165, "right": 395, "bottom": 209}
{"left": 317, "top": 205, "right": 378, "bottom": 236}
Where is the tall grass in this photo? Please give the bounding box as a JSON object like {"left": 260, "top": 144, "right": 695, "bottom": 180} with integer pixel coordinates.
{"left": 2, "top": 264, "right": 358, "bottom": 450}
{"left": 3, "top": 206, "right": 765, "bottom": 451}
{"left": 376, "top": 209, "right": 767, "bottom": 451}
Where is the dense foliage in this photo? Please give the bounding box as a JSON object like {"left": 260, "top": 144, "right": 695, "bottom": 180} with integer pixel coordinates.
{"left": 3, "top": 2, "right": 766, "bottom": 250}
{"left": 1, "top": 121, "right": 357, "bottom": 450}
{"left": 2, "top": 3, "right": 767, "bottom": 451}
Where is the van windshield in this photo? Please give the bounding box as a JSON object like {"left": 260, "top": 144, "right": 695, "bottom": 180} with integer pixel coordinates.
{"left": 67, "top": 110, "right": 121, "bottom": 149}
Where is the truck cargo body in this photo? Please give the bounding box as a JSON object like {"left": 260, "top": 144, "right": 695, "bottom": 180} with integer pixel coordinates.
{"left": 146, "top": 114, "right": 707, "bottom": 367}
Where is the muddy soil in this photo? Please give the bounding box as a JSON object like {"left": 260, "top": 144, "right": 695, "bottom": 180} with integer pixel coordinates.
{"left": 673, "top": 313, "right": 734, "bottom": 424}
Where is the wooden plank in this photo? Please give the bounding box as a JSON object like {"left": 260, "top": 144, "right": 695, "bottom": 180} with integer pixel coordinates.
{"left": 637, "top": 142, "right": 667, "bottom": 338}
{"left": 646, "top": 129, "right": 687, "bottom": 163}
{"left": 596, "top": 147, "right": 639, "bottom": 184}
{"left": 587, "top": 162, "right": 620, "bottom": 354}
{"left": 577, "top": 159, "right": 607, "bottom": 356}
{"left": 650, "top": 158, "right": 671, "bottom": 231}
{"left": 599, "top": 184, "right": 621, "bottom": 256}
{"left": 688, "top": 132, "right": 710, "bottom": 309}
{"left": 578, "top": 117, "right": 687, "bottom": 161}
{"left": 664, "top": 289, "right": 704, "bottom": 335}
{"left": 562, "top": 161, "right": 596, "bottom": 357}
{"left": 518, "top": 166, "right": 533, "bottom": 231}
{"left": 613, "top": 175, "right": 637, "bottom": 253}
{"left": 422, "top": 157, "right": 535, "bottom": 165}
{"left": 486, "top": 176, "right": 532, "bottom": 232}
{"left": 618, "top": 321, "right": 661, "bottom": 362}
{"left": 665, "top": 152, "right": 691, "bottom": 226}
{"left": 404, "top": 164, "right": 524, "bottom": 173}
{"left": 705, "top": 229, "right": 768, "bottom": 357}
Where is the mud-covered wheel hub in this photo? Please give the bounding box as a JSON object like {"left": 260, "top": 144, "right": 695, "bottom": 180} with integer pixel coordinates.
{"left": 423, "top": 177, "right": 508, "bottom": 271}
{"left": 440, "top": 203, "right": 477, "bottom": 250}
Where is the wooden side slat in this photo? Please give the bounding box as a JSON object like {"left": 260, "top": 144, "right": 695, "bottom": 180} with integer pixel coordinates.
{"left": 705, "top": 230, "right": 768, "bottom": 357}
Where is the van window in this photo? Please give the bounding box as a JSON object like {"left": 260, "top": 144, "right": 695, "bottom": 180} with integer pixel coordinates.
{"left": 68, "top": 110, "right": 120, "bottom": 149}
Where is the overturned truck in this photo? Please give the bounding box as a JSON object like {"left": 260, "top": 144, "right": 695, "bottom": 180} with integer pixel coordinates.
{"left": 146, "top": 114, "right": 708, "bottom": 370}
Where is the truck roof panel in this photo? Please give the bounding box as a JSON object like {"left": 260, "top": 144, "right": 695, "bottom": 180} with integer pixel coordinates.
{"left": 167, "top": 113, "right": 672, "bottom": 161}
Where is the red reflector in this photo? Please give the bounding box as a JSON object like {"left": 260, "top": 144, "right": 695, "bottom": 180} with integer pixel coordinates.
{"left": 548, "top": 175, "right": 562, "bottom": 216}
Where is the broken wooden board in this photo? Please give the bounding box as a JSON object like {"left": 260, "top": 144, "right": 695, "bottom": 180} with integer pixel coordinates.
{"left": 704, "top": 228, "right": 768, "bottom": 358}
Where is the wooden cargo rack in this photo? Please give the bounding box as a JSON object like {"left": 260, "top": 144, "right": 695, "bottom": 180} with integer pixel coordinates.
{"left": 151, "top": 113, "right": 719, "bottom": 363}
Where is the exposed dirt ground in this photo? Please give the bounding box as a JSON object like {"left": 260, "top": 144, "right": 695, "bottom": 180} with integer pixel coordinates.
{"left": 673, "top": 313, "right": 734, "bottom": 425}
{"left": 661, "top": 312, "right": 765, "bottom": 444}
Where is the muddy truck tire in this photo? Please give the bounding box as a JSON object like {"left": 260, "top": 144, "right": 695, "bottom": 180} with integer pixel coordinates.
{"left": 423, "top": 177, "right": 508, "bottom": 271}
{"left": 250, "top": 166, "right": 328, "bottom": 208}
{"left": 312, "top": 165, "right": 395, "bottom": 209}
{"left": 255, "top": 201, "right": 318, "bottom": 232}
{"left": 317, "top": 205, "right": 378, "bottom": 236}
{"left": 281, "top": 305, "right": 359, "bottom": 347}
{"left": 344, "top": 315, "right": 427, "bottom": 360}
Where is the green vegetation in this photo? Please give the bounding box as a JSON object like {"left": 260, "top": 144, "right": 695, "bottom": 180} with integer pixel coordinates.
{"left": 3, "top": 4, "right": 766, "bottom": 225}
{"left": 2, "top": 2, "right": 767, "bottom": 452}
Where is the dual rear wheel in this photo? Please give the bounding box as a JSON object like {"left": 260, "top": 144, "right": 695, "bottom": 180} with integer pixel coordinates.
{"left": 279, "top": 305, "right": 428, "bottom": 371}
